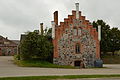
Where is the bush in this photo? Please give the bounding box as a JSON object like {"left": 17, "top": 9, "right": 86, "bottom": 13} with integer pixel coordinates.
{"left": 19, "top": 31, "right": 53, "bottom": 62}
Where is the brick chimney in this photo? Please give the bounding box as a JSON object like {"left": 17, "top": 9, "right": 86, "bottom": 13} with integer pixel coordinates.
{"left": 54, "top": 11, "right": 58, "bottom": 25}
{"left": 75, "top": 3, "right": 79, "bottom": 19}
{"left": 40, "top": 23, "right": 44, "bottom": 35}
{"left": 51, "top": 21, "right": 55, "bottom": 39}
{"left": 98, "top": 25, "right": 101, "bottom": 41}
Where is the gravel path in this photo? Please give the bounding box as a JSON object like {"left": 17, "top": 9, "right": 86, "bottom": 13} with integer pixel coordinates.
{"left": 0, "top": 56, "right": 120, "bottom": 78}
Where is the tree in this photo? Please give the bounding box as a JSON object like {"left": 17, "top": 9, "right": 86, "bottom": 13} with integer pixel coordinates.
{"left": 93, "top": 20, "right": 120, "bottom": 56}
{"left": 47, "top": 28, "right": 52, "bottom": 35}
{"left": 35, "top": 35, "right": 53, "bottom": 61}
{"left": 93, "top": 20, "right": 111, "bottom": 54}
{"left": 20, "top": 31, "right": 53, "bottom": 61}
{"left": 109, "top": 28, "right": 120, "bottom": 55}
{"left": 20, "top": 32, "right": 38, "bottom": 60}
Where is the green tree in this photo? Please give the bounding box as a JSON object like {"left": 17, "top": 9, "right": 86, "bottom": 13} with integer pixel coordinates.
{"left": 20, "top": 31, "right": 53, "bottom": 61}
{"left": 20, "top": 32, "right": 38, "bottom": 60}
{"left": 36, "top": 35, "right": 53, "bottom": 61}
{"left": 93, "top": 20, "right": 120, "bottom": 56}
{"left": 109, "top": 28, "right": 120, "bottom": 55}
{"left": 47, "top": 28, "right": 52, "bottom": 35}
{"left": 93, "top": 20, "right": 111, "bottom": 54}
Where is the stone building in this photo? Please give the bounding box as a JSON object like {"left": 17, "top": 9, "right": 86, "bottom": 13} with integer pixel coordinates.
{"left": 0, "top": 36, "right": 19, "bottom": 56}
{"left": 51, "top": 3, "right": 100, "bottom": 68}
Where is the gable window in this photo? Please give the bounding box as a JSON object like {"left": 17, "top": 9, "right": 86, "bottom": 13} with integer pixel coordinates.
{"left": 76, "top": 43, "right": 80, "bottom": 54}
{"left": 78, "top": 28, "right": 81, "bottom": 36}
{"left": 73, "top": 27, "right": 77, "bottom": 36}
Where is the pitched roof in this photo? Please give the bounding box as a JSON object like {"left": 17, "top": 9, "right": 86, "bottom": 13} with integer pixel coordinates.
{"left": 0, "top": 35, "right": 18, "bottom": 46}
{"left": 11, "top": 40, "right": 20, "bottom": 45}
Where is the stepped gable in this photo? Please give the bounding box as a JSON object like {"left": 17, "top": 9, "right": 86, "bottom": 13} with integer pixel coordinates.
{"left": 52, "top": 3, "right": 100, "bottom": 68}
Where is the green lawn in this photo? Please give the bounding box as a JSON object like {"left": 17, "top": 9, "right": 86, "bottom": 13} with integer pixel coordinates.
{"left": 14, "top": 59, "right": 76, "bottom": 69}
{"left": 1, "top": 75, "right": 120, "bottom": 80}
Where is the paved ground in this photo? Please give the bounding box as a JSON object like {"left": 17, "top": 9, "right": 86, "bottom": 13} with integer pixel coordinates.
{"left": 0, "top": 56, "right": 120, "bottom": 78}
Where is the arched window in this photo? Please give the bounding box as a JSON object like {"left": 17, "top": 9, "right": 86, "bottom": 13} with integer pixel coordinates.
{"left": 76, "top": 43, "right": 80, "bottom": 54}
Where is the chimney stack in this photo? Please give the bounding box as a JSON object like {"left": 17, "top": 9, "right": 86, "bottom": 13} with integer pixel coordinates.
{"left": 6, "top": 37, "right": 8, "bottom": 40}
{"left": 75, "top": 3, "right": 79, "bottom": 19}
{"left": 54, "top": 11, "right": 58, "bottom": 25}
{"left": 51, "top": 21, "right": 55, "bottom": 39}
{"left": 40, "top": 23, "right": 44, "bottom": 35}
{"left": 98, "top": 25, "right": 101, "bottom": 41}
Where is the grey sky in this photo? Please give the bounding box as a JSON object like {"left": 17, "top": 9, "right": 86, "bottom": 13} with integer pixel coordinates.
{"left": 0, "top": 0, "right": 120, "bottom": 40}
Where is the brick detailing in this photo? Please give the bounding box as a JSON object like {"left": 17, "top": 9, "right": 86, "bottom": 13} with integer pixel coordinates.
{"left": 52, "top": 10, "right": 100, "bottom": 68}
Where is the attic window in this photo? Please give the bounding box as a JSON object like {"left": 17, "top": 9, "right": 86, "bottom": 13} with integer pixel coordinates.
{"left": 73, "top": 28, "right": 77, "bottom": 36}
{"left": 78, "top": 28, "right": 81, "bottom": 36}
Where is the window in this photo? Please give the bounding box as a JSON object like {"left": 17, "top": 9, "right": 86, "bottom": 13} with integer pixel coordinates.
{"left": 76, "top": 43, "right": 80, "bottom": 54}
{"left": 73, "top": 28, "right": 77, "bottom": 36}
{"left": 78, "top": 29, "right": 81, "bottom": 36}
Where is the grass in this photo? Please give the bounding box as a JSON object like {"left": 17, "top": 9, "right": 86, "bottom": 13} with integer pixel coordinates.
{"left": 0, "top": 75, "right": 120, "bottom": 80}
{"left": 14, "top": 58, "right": 76, "bottom": 69}
{"left": 102, "top": 55, "right": 120, "bottom": 64}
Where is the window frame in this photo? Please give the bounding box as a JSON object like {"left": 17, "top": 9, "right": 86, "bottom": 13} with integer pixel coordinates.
{"left": 75, "top": 43, "right": 80, "bottom": 54}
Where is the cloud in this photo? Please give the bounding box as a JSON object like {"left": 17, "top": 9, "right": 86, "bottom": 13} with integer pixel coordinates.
{"left": 0, "top": 0, "right": 120, "bottom": 39}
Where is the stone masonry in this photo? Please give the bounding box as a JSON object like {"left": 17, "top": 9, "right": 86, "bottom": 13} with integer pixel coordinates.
{"left": 52, "top": 3, "right": 100, "bottom": 68}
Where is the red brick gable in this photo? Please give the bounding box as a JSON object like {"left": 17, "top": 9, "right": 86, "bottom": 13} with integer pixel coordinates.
{"left": 54, "top": 10, "right": 98, "bottom": 40}
{"left": 53, "top": 10, "right": 100, "bottom": 58}
{"left": 52, "top": 4, "right": 100, "bottom": 67}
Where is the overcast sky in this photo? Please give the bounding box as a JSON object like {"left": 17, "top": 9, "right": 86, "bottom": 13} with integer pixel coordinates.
{"left": 0, "top": 0, "right": 120, "bottom": 40}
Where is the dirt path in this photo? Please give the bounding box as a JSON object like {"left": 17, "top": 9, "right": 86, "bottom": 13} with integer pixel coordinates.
{"left": 0, "top": 56, "right": 120, "bottom": 78}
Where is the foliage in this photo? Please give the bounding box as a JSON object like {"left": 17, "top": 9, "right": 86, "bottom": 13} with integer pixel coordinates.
{"left": 93, "top": 20, "right": 120, "bottom": 55}
{"left": 93, "top": 20, "right": 111, "bottom": 53}
{"left": 47, "top": 28, "right": 52, "bottom": 36}
{"left": 20, "top": 32, "right": 38, "bottom": 60}
{"left": 109, "top": 28, "right": 120, "bottom": 55}
{"left": 19, "top": 30, "right": 53, "bottom": 61}
{"left": 35, "top": 35, "right": 53, "bottom": 61}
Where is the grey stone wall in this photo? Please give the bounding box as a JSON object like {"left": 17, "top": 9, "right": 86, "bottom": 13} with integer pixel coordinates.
{"left": 53, "top": 27, "right": 96, "bottom": 68}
